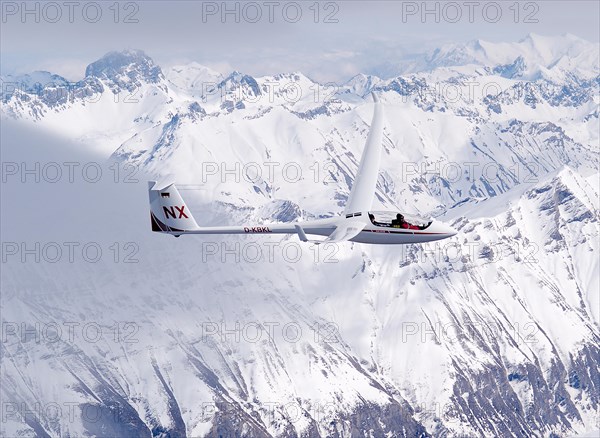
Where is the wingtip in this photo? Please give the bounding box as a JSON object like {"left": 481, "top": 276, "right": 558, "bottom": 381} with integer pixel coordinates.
{"left": 371, "top": 91, "right": 379, "bottom": 103}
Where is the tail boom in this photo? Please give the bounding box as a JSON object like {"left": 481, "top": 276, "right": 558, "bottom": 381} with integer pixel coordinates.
{"left": 149, "top": 181, "right": 334, "bottom": 237}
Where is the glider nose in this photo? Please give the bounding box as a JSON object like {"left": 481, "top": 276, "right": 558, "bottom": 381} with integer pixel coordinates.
{"left": 431, "top": 221, "right": 457, "bottom": 238}
{"left": 444, "top": 223, "right": 458, "bottom": 237}
{"left": 441, "top": 224, "right": 457, "bottom": 237}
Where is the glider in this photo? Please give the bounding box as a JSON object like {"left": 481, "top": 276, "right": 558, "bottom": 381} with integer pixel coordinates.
{"left": 148, "top": 93, "right": 456, "bottom": 244}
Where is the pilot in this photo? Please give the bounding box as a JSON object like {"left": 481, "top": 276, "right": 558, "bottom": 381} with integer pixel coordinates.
{"left": 392, "top": 213, "right": 406, "bottom": 228}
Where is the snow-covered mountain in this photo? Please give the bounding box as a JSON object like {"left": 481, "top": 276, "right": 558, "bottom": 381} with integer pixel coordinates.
{"left": 1, "top": 34, "right": 599, "bottom": 437}
{"left": 373, "top": 33, "right": 600, "bottom": 81}
{"left": 166, "top": 62, "right": 224, "bottom": 99}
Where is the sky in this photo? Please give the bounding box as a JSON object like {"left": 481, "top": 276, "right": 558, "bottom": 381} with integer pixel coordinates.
{"left": 1, "top": 1, "right": 599, "bottom": 82}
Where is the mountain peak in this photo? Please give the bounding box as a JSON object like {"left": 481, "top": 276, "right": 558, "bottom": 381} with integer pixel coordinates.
{"left": 165, "top": 63, "right": 224, "bottom": 95}
{"left": 85, "top": 49, "right": 163, "bottom": 91}
{"left": 519, "top": 32, "right": 588, "bottom": 45}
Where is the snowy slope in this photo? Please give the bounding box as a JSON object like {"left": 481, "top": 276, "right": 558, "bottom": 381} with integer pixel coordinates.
{"left": 379, "top": 33, "right": 600, "bottom": 81}
{"left": 1, "top": 36, "right": 599, "bottom": 437}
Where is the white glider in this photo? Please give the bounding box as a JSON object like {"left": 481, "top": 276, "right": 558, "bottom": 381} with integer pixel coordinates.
{"left": 148, "top": 93, "right": 456, "bottom": 244}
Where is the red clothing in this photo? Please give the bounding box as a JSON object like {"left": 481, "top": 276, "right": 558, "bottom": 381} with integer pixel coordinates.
{"left": 401, "top": 222, "right": 420, "bottom": 230}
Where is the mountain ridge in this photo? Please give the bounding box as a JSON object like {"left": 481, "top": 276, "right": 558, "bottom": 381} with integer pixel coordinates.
{"left": 1, "top": 35, "right": 599, "bottom": 437}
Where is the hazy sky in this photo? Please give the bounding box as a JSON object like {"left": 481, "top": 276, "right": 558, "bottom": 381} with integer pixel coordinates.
{"left": 1, "top": 1, "right": 599, "bottom": 82}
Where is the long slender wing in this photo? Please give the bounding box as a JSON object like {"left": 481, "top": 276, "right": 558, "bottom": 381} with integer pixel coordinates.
{"left": 295, "top": 221, "right": 365, "bottom": 244}
{"left": 344, "top": 92, "right": 384, "bottom": 214}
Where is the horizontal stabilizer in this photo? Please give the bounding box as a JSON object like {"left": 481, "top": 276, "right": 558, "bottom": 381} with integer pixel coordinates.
{"left": 149, "top": 174, "right": 176, "bottom": 192}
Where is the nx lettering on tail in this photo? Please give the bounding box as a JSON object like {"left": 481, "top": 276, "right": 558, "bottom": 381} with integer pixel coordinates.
{"left": 163, "top": 205, "right": 189, "bottom": 219}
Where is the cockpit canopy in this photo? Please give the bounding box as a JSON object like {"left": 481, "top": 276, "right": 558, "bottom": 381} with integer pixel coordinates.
{"left": 368, "top": 211, "right": 432, "bottom": 230}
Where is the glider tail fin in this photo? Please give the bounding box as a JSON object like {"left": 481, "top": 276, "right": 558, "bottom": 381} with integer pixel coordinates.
{"left": 148, "top": 181, "right": 199, "bottom": 235}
